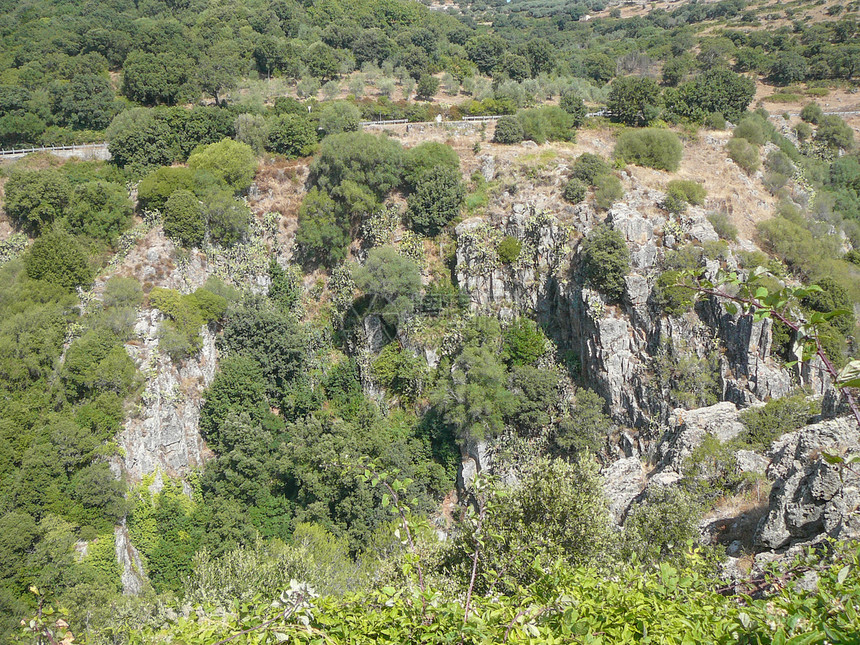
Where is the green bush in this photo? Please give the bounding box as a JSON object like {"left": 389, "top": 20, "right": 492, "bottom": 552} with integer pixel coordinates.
{"left": 3, "top": 169, "right": 71, "bottom": 234}
{"left": 800, "top": 102, "right": 823, "bottom": 125}
{"left": 654, "top": 270, "right": 695, "bottom": 316}
{"left": 559, "top": 91, "right": 586, "bottom": 126}
{"left": 794, "top": 121, "right": 812, "bottom": 142}
{"left": 295, "top": 187, "right": 349, "bottom": 267}
{"left": 571, "top": 153, "right": 611, "bottom": 186}
{"left": 726, "top": 137, "right": 760, "bottom": 174}
{"left": 562, "top": 177, "right": 587, "bottom": 203}
{"left": 704, "top": 112, "right": 726, "bottom": 130}
{"left": 402, "top": 142, "right": 459, "bottom": 191}
{"left": 497, "top": 236, "right": 522, "bottom": 263}
{"left": 733, "top": 115, "right": 767, "bottom": 146}
{"left": 202, "top": 190, "right": 250, "bottom": 246}
{"left": 607, "top": 76, "right": 661, "bottom": 127}
{"left": 579, "top": 224, "right": 629, "bottom": 301}
{"left": 25, "top": 229, "right": 93, "bottom": 291}
{"left": 310, "top": 131, "right": 404, "bottom": 199}
{"left": 407, "top": 166, "right": 465, "bottom": 236}
{"left": 150, "top": 286, "right": 226, "bottom": 360}
{"left": 707, "top": 212, "right": 738, "bottom": 241}
{"left": 502, "top": 317, "right": 545, "bottom": 366}
{"left": 739, "top": 393, "right": 820, "bottom": 450}
{"left": 371, "top": 344, "right": 427, "bottom": 400}
{"left": 318, "top": 102, "right": 361, "bottom": 136}
{"left": 622, "top": 486, "right": 703, "bottom": 565}
{"left": 415, "top": 74, "right": 440, "bottom": 100}
{"left": 816, "top": 115, "right": 854, "bottom": 151}
{"left": 492, "top": 116, "right": 524, "bottom": 144}
{"left": 594, "top": 173, "right": 623, "bottom": 210}
{"left": 354, "top": 245, "right": 422, "bottom": 326}
{"left": 516, "top": 106, "right": 574, "bottom": 144}
{"left": 266, "top": 114, "right": 317, "bottom": 158}
{"left": 137, "top": 166, "right": 198, "bottom": 212}
{"left": 163, "top": 189, "right": 205, "bottom": 248}
{"left": 667, "top": 179, "right": 706, "bottom": 206}
{"left": 553, "top": 388, "right": 612, "bottom": 456}
{"left": 614, "top": 128, "right": 683, "bottom": 172}
{"left": 66, "top": 181, "right": 133, "bottom": 244}
{"left": 187, "top": 138, "right": 257, "bottom": 194}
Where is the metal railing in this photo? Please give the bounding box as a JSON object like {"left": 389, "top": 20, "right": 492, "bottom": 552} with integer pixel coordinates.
{"left": 0, "top": 142, "right": 108, "bottom": 157}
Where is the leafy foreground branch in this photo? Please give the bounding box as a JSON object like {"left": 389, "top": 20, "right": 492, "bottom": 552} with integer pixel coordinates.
{"left": 679, "top": 267, "right": 860, "bottom": 429}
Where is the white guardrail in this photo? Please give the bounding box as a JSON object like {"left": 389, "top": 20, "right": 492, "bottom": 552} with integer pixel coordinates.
{"left": 0, "top": 142, "right": 108, "bottom": 157}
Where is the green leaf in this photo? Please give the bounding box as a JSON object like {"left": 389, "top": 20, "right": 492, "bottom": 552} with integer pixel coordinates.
{"left": 837, "top": 565, "right": 851, "bottom": 585}
{"left": 382, "top": 494, "right": 390, "bottom": 508}
{"left": 836, "top": 360, "right": 860, "bottom": 389}
{"left": 821, "top": 452, "right": 843, "bottom": 465}
{"left": 725, "top": 303, "right": 738, "bottom": 315}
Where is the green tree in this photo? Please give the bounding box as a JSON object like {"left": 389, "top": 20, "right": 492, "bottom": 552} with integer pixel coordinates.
{"left": 572, "top": 153, "right": 611, "bottom": 185}
{"left": 402, "top": 142, "right": 460, "bottom": 191}
{"left": 559, "top": 91, "right": 587, "bottom": 126}
{"left": 664, "top": 69, "right": 755, "bottom": 123}
{"left": 583, "top": 51, "right": 616, "bottom": 84}
{"left": 816, "top": 115, "right": 855, "bottom": 151}
{"left": 407, "top": 166, "right": 465, "bottom": 236}
{"left": 3, "top": 169, "right": 71, "bottom": 234}
{"left": 137, "top": 166, "right": 199, "bottom": 212}
{"left": 354, "top": 245, "right": 422, "bottom": 325}
{"left": 415, "top": 74, "right": 440, "bottom": 100}
{"left": 614, "top": 128, "right": 683, "bottom": 171}
{"left": 163, "top": 189, "right": 205, "bottom": 247}
{"left": 267, "top": 114, "right": 317, "bottom": 157}
{"left": 563, "top": 177, "right": 587, "bottom": 203}
{"left": 318, "top": 102, "right": 361, "bottom": 136}
{"left": 66, "top": 181, "right": 133, "bottom": 244}
{"left": 196, "top": 42, "right": 244, "bottom": 105}
{"left": 50, "top": 74, "right": 117, "bottom": 130}
{"left": 607, "top": 76, "right": 661, "bottom": 126}
{"left": 106, "top": 108, "right": 177, "bottom": 174}
{"left": 294, "top": 187, "right": 349, "bottom": 267}
{"left": 465, "top": 35, "right": 506, "bottom": 75}
{"left": 122, "top": 51, "right": 189, "bottom": 106}
{"left": 187, "top": 139, "right": 257, "bottom": 194}
{"left": 579, "top": 224, "right": 629, "bottom": 301}
{"left": 234, "top": 114, "right": 269, "bottom": 156}
{"left": 554, "top": 388, "right": 612, "bottom": 456}
{"left": 25, "top": 229, "right": 93, "bottom": 292}
{"left": 492, "top": 116, "right": 524, "bottom": 144}
{"left": 304, "top": 42, "right": 340, "bottom": 81}
{"left": 502, "top": 317, "right": 546, "bottom": 366}
{"left": 310, "top": 131, "right": 403, "bottom": 199}
{"left": 769, "top": 51, "right": 808, "bottom": 86}
{"left": 202, "top": 190, "right": 250, "bottom": 246}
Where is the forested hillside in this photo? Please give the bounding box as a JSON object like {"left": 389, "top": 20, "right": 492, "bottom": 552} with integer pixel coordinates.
{"left": 1, "top": 0, "right": 860, "bottom": 642}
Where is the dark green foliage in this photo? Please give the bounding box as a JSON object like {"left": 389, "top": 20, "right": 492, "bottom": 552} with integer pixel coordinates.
{"left": 707, "top": 212, "right": 738, "bottom": 241}
{"left": 816, "top": 115, "right": 854, "bottom": 151}
{"left": 371, "top": 345, "right": 427, "bottom": 401}
{"left": 802, "top": 276, "right": 856, "bottom": 336}
{"left": 614, "top": 128, "right": 683, "bottom": 171}
{"left": 268, "top": 259, "right": 301, "bottom": 314}
{"left": 295, "top": 187, "right": 349, "bottom": 267}
{"left": 739, "top": 394, "right": 820, "bottom": 450}
{"left": 407, "top": 166, "right": 465, "bottom": 236}
{"left": 267, "top": 114, "right": 317, "bottom": 158}
{"left": 559, "top": 92, "right": 587, "bottom": 126}
{"left": 50, "top": 74, "right": 117, "bottom": 131}
{"left": 318, "top": 103, "right": 361, "bottom": 136}
{"left": 553, "top": 389, "right": 612, "bottom": 456}
{"left": 137, "top": 166, "right": 198, "bottom": 212}
{"left": 163, "top": 189, "right": 205, "bottom": 248}
{"left": 66, "top": 181, "right": 133, "bottom": 244}
{"left": 572, "top": 153, "right": 611, "bottom": 186}
{"left": 563, "top": 178, "right": 587, "bottom": 203}
{"left": 664, "top": 69, "right": 755, "bottom": 124}
{"left": 187, "top": 139, "right": 257, "bottom": 194}
{"left": 607, "top": 76, "right": 661, "bottom": 127}
{"left": 310, "top": 132, "right": 404, "bottom": 199}
{"left": 3, "top": 169, "right": 71, "bottom": 235}
{"left": 769, "top": 51, "right": 808, "bottom": 86}
{"left": 579, "top": 225, "right": 629, "bottom": 300}
{"left": 654, "top": 270, "right": 695, "bottom": 316}
{"left": 726, "top": 137, "right": 760, "bottom": 174}
{"left": 800, "top": 102, "right": 824, "bottom": 125}
{"left": 220, "top": 298, "right": 307, "bottom": 398}
{"left": 497, "top": 236, "right": 522, "bottom": 264}
{"left": 492, "top": 116, "right": 524, "bottom": 144}
{"left": 202, "top": 190, "right": 250, "bottom": 246}
{"left": 150, "top": 286, "right": 226, "bottom": 360}
{"left": 594, "top": 173, "right": 624, "bottom": 210}
{"left": 502, "top": 317, "right": 546, "bottom": 367}
{"left": 415, "top": 74, "right": 440, "bottom": 100}
{"left": 122, "top": 51, "right": 189, "bottom": 106}
{"left": 402, "top": 142, "right": 460, "bottom": 191}
{"left": 354, "top": 246, "right": 422, "bottom": 326}
{"left": 622, "top": 486, "right": 702, "bottom": 565}
{"left": 106, "top": 109, "right": 177, "bottom": 175}
{"left": 516, "top": 106, "right": 575, "bottom": 144}
{"left": 25, "top": 229, "right": 93, "bottom": 292}
{"left": 663, "top": 179, "right": 706, "bottom": 215}
{"left": 704, "top": 112, "right": 727, "bottom": 130}
{"left": 734, "top": 115, "right": 767, "bottom": 146}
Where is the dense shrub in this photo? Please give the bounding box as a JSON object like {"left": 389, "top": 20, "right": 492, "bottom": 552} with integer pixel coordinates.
{"left": 607, "top": 76, "right": 661, "bottom": 127}
{"left": 310, "top": 131, "right": 404, "bottom": 199}
{"left": 402, "top": 142, "right": 460, "bottom": 191}
{"left": 202, "top": 190, "right": 250, "bottom": 246}
{"left": 502, "top": 317, "right": 546, "bottom": 366}
{"left": 579, "top": 224, "right": 629, "bottom": 301}
{"left": 726, "top": 137, "right": 760, "bottom": 174}
{"left": 800, "top": 102, "right": 823, "bottom": 125}
{"left": 318, "top": 102, "right": 361, "bottom": 136}
{"left": 25, "top": 229, "right": 93, "bottom": 291}
{"left": 707, "top": 212, "right": 738, "bottom": 241}
{"left": 106, "top": 108, "right": 177, "bottom": 175}
{"left": 614, "top": 129, "right": 683, "bottom": 171}
{"left": 816, "top": 115, "right": 854, "bottom": 151}
{"left": 266, "top": 114, "right": 317, "bottom": 158}
{"left": 407, "top": 166, "right": 465, "bottom": 236}
{"left": 3, "top": 169, "right": 71, "bottom": 234}
{"left": 562, "top": 177, "right": 587, "bottom": 203}
{"left": 516, "top": 106, "right": 574, "bottom": 144}
{"left": 571, "top": 153, "right": 611, "bottom": 186}
{"left": 654, "top": 270, "right": 695, "bottom": 316}
{"left": 187, "top": 139, "right": 257, "bottom": 194}
{"left": 415, "top": 74, "right": 440, "bottom": 100}
{"left": 704, "top": 112, "right": 726, "bottom": 130}
{"left": 553, "top": 388, "right": 612, "bottom": 456}
{"left": 559, "top": 91, "right": 586, "bottom": 126}
{"left": 739, "top": 393, "right": 820, "bottom": 449}
{"left": 295, "top": 187, "right": 349, "bottom": 267}
{"left": 137, "top": 166, "right": 198, "bottom": 212}
{"left": 354, "top": 245, "right": 422, "bottom": 326}
{"left": 492, "top": 116, "right": 524, "bottom": 144}
{"left": 497, "top": 236, "right": 522, "bottom": 264}
{"left": 663, "top": 179, "right": 706, "bottom": 214}
{"left": 66, "top": 181, "right": 133, "bottom": 244}
{"left": 594, "top": 173, "right": 624, "bottom": 210}
{"left": 663, "top": 69, "right": 755, "bottom": 124}
{"left": 733, "top": 115, "right": 767, "bottom": 146}
{"left": 163, "top": 190, "right": 205, "bottom": 248}
{"left": 622, "top": 486, "right": 702, "bottom": 565}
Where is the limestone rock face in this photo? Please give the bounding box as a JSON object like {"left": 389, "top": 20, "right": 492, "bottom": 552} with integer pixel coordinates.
{"left": 755, "top": 417, "right": 860, "bottom": 550}
{"left": 602, "top": 457, "right": 646, "bottom": 524}
{"left": 115, "top": 520, "right": 147, "bottom": 595}
{"left": 654, "top": 402, "right": 746, "bottom": 473}
{"left": 118, "top": 309, "right": 216, "bottom": 480}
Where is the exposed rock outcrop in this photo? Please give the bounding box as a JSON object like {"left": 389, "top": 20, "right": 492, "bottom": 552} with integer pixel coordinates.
{"left": 115, "top": 520, "right": 148, "bottom": 595}
{"left": 654, "top": 402, "right": 746, "bottom": 474}
{"left": 602, "top": 456, "right": 646, "bottom": 524}
{"left": 755, "top": 416, "right": 860, "bottom": 550}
